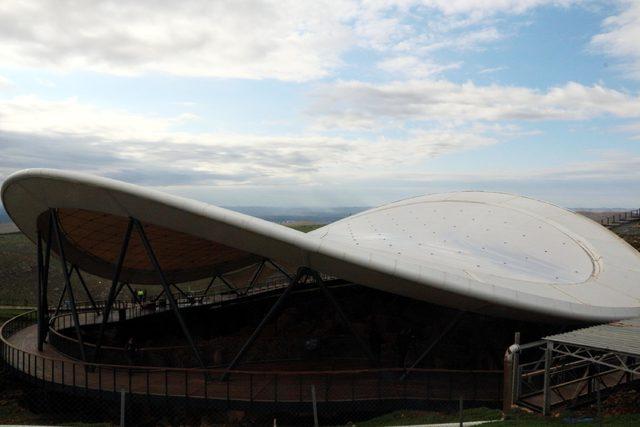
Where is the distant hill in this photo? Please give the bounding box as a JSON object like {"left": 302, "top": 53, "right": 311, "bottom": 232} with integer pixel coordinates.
{"left": 224, "top": 206, "right": 369, "bottom": 224}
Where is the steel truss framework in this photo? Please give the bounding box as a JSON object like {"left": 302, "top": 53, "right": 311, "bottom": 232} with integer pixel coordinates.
{"left": 35, "top": 209, "right": 297, "bottom": 368}
{"left": 542, "top": 341, "right": 640, "bottom": 415}
{"left": 505, "top": 340, "right": 640, "bottom": 415}
{"left": 36, "top": 208, "right": 347, "bottom": 373}
{"left": 220, "top": 266, "right": 377, "bottom": 381}
{"left": 35, "top": 207, "right": 463, "bottom": 380}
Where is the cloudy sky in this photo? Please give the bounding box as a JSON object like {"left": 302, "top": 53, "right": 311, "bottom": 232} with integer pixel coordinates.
{"left": 1, "top": 0, "right": 640, "bottom": 209}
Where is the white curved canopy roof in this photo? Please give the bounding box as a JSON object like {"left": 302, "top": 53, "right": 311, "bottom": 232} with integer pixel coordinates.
{"left": 3, "top": 169, "right": 640, "bottom": 322}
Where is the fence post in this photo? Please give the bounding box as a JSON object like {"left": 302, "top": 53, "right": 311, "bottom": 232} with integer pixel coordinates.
{"left": 459, "top": 395, "right": 463, "bottom": 427}
{"left": 311, "top": 384, "right": 319, "bottom": 427}
{"left": 542, "top": 341, "right": 553, "bottom": 416}
{"left": 596, "top": 380, "right": 602, "bottom": 427}
{"left": 120, "top": 388, "right": 126, "bottom": 427}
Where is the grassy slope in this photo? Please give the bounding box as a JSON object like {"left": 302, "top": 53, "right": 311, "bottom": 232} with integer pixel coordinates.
{"left": 0, "top": 223, "right": 325, "bottom": 307}
{"left": 0, "top": 232, "right": 115, "bottom": 306}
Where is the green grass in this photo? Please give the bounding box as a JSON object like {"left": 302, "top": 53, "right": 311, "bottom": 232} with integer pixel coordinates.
{"left": 354, "top": 408, "right": 640, "bottom": 426}
{"left": 285, "top": 223, "right": 325, "bottom": 232}
{"left": 499, "top": 412, "right": 640, "bottom": 426}
{"left": 353, "top": 407, "right": 502, "bottom": 426}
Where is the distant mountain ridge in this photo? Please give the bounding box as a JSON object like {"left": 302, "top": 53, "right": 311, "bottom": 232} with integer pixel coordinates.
{"left": 0, "top": 205, "right": 368, "bottom": 227}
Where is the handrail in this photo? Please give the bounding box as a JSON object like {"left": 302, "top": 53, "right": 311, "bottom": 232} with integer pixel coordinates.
{"left": 1, "top": 310, "right": 503, "bottom": 404}
{"left": 600, "top": 208, "right": 640, "bottom": 227}
{"left": 46, "top": 277, "right": 341, "bottom": 359}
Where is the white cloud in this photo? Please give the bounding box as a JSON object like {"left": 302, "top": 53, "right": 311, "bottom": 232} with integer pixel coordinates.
{"left": 591, "top": 1, "right": 640, "bottom": 79}
{"left": 479, "top": 66, "right": 507, "bottom": 74}
{"left": 0, "top": 95, "right": 497, "bottom": 186}
{"left": 414, "top": 0, "right": 579, "bottom": 16}
{"left": 0, "top": 0, "right": 583, "bottom": 81}
{"left": 377, "top": 56, "right": 461, "bottom": 78}
{"left": 0, "top": 0, "right": 355, "bottom": 81}
{"left": 0, "top": 75, "right": 10, "bottom": 88}
{"left": 309, "top": 79, "right": 640, "bottom": 130}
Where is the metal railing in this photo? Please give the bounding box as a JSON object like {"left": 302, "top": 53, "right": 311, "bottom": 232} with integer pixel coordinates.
{"left": 600, "top": 209, "right": 640, "bottom": 227}
{"left": 1, "top": 310, "right": 503, "bottom": 407}
{"left": 513, "top": 341, "right": 639, "bottom": 412}
{"left": 47, "top": 276, "right": 303, "bottom": 363}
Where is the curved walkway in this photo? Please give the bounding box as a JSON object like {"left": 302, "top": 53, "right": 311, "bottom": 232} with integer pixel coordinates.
{"left": 2, "top": 311, "right": 503, "bottom": 408}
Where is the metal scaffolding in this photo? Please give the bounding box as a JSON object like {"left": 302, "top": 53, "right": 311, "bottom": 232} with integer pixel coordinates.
{"left": 505, "top": 318, "right": 640, "bottom": 415}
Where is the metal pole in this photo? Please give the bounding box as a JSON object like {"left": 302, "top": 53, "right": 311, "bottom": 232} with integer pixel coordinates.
{"left": 309, "top": 270, "right": 376, "bottom": 362}
{"left": 125, "top": 283, "right": 143, "bottom": 307}
{"left": 459, "top": 395, "right": 463, "bottom": 427}
{"left": 94, "top": 218, "right": 134, "bottom": 363}
{"left": 42, "top": 216, "right": 52, "bottom": 339}
{"left": 171, "top": 283, "right": 188, "bottom": 297}
{"left": 49, "top": 272, "right": 70, "bottom": 321}
{"left": 311, "top": 384, "right": 319, "bottom": 427}
{"left": 74, "top": 266, "right": 100, "bottom": 315}
{"left": 120, "top": 388, "right": 126, "bottom": 427}
{"left": 266, "top": 259, "right": 293, "bottom": 281}
{"left": 36, "top": 230, "right": 44, "bottom": 351}
{"left": 401, "top": 310, "right": 465, "bottom": 380}
{"left": 51, "top": 209, "right": 87, "bottom": 362}
{"left": 542, "top": 341, "right": 553, "bottom": 416}
{"left": 218, "top": 274, "right": 238, "bottom": 294}
{"left": 134, "top": 219, "right": 205, "bottom": 368}
{"left": 203, "top": 275, "right": 217, "bottom": 296}
{"left": 244, "top": 260, "right": 265, "bottom": 294}
{"left": 221, "top": 267, "right": 306, "bottom": 380}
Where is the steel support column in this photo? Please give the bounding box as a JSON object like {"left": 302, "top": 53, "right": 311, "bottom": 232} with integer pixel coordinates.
{"left": 133, "top": 219, "right": 205, "bottom": 368}
{"left": 125, "top": 282, "right": 144, "bottom": 307}
{"left": 542, "top": 341, "right": 553, "bottom": 416}
{"left": 401, "top": 310, "right": 465, "bottom": 380}
{"left": 221, "top": 267, "right": 307, "bottom": 381}
{"left": 50, "top": 209, "right": 87, "bottom": 362}
{"left": 41, "top": 214, "right": 52, "bottom": 343}
{"left": 203, "top": 275, "right": 217, "bottom": 296}
{"left": 204, "top": 273, "right": 237, "bottom": 296}
{"left": 49, "top": 267, "right": 75, "bottom": 325}
{"left": 222, "top": 267, "right": 375, "bottom": 380}
{"left": 74, "top": 266, "right": 100, "bottom": 315}
{"left": 266, "top": 260, "right": 292, "bottom": 281}
{"left": 308, "top": 269, "right": 376, "bottom": 363}
{"left": 36, "top": 230, "right": 44, "bottom": 351}
{"left": 243, "top": 260, "right": 265, "bottom": 295}
{"left": 94, "top": 218, "right": 134, "bottom": 363}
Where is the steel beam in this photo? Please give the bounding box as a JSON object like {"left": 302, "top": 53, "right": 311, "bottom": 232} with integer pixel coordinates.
{"left": 125, "top": 282, "right": 144, "bottom": 308}
{"left": 51, "top": 209, "right": 87, "bottom": 362}
{"left": 49, "top": 281, "right": 67, "bottom": 325}
{"left": 134, "top": 219, "right": 205, "bottom": 368}
{"left": 401, "top": 310, "right": 465, "bottom": 380}
{"left": 203, "top": 275, "right": 217, "bottom": 296}
{"left": 36, "top": 230, "right": 44, "bottom": 351}
{"left": 41, "top": 215, "right": 52, "bottom": 342}
{"left": 221, "top": 267, "right": 306, "bottom": 381}
{"left": 74, "top": 266, "right": 100, "bottom": 315}
{"left": 222, "top": 267, "right": 376, "bottom": 380}
{"left": 244, "top": 260, "right": 265, "bottom": 294}
{"left": 308, "top": 269, "right": 376, "bottom": 363}
{"left": 172, "top": 283, "right": 187, "bottom": 297}
{"left": 542, "top": 341, "right": 553, "bottom": 416}
{"left": 93, "top": 218, "right": 134, "bottom": 363}
{"left": 266, "top": 260, "right": 292, "bottom": 281}
{"left": 218, "top": 274, "right": 237, "bottom": 293}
